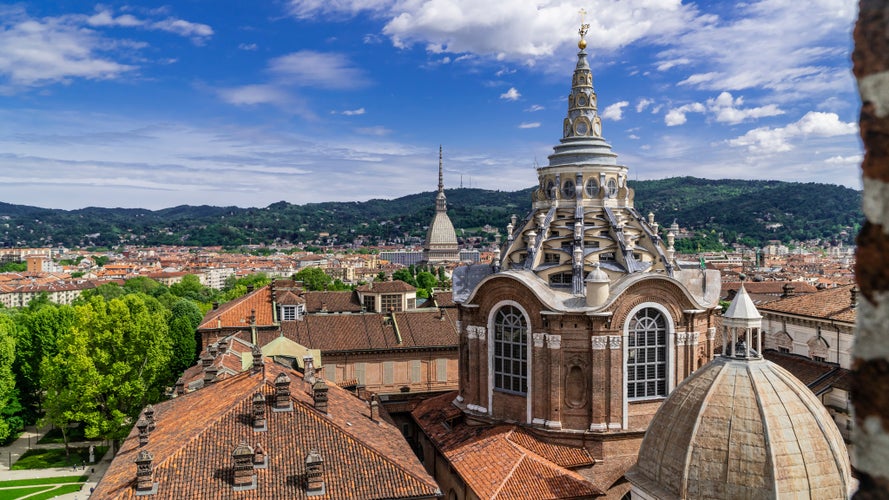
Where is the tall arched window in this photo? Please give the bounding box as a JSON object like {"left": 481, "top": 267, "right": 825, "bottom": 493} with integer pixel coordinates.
{"left": 493, "top": 305, "right": 527, "bottom": 394}
{"left": 627, "top": 307, "right": 667, "bottom": 399}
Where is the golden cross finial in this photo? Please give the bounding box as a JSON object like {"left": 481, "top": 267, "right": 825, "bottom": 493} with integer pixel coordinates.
{"left": 578, "top": 8, "right": 590, "bottom": 49}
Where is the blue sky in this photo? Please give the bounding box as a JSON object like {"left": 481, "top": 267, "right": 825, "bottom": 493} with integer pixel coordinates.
{"left": 0, "top": 0, "right": 861, "bottom": 210}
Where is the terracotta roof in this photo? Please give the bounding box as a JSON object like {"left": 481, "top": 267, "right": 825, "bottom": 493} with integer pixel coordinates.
{"left": 93, "top": 361, "right": 440, "bottom": 499}
{"left": 276, "top": 290, "right": 305, "bottom": 305}
{"left": 275, "top": 309, "right": 458, "bottom": 352}
{"left": 198, "top": 286, "right": 273, "bottom": 329}
{"left": 425, "top": 291, "right": 455, "bottom": 308}
{"left": 356, "top": 281, "right": 417, "bottom": 293}
{"left": 763, "top": 350, "right": 852, "bottom": 395}
{"left": 722, "top": 281, "right": 818, "bottom": 296}
{"left": 413, "top": 392, "right": 601, "bottom": 499}
{"left": 303, "top": 291, "right": 362, "bottom": 312}
{"left": 758, "top": 284, "right": 856, "bottom": 323}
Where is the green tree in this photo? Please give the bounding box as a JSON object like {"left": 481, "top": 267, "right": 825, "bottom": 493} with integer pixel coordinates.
{"left": 416, "top": 271, "right": 437, "bottom": 291}
{"left": 124, "top": 276, "right": 166, "bottom": 296}
{"left": 294, "top": 267, "right": 333, "bottom": 291}
{"left": 169, "top": 274, "right": 210, "bottom": 302}
{"left": 41, "top": 294, "right": 173, "bottom": 443}
{"left": 0, "top": 315, "right": 22, "bottom": 443}
{"left": 168, "top": 299, "right": 202, "bottom": 374}
{"left": 392, "top": 268, "right": 417, "bottom": 287}
{"left": 0, "top": 261, "right": 26, "bottom": 273}
{"left": 80, "top": 282, "right": 126, "bottom": 302}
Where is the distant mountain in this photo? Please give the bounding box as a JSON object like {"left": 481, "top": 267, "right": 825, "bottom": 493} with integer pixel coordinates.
{"left": 0, "top": 177, "right": 862, "bottom": 250}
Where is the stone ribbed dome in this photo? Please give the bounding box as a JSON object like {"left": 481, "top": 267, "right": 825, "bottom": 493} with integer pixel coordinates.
{"left": 626, "top": 355, "right": 851, "bottom": 499}
{"left": 426, "top": 211, "right": 458, "bottom": 247}
{"left": 423, "top": 147, "right": 459, "bottom": 263}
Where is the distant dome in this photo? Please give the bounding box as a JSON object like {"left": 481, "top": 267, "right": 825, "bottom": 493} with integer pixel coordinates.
{"left": 626, "top": 355, "right": 852, "bottom": 499}
{"left": 426, "top": 211, "right": 458, "bottom": 247}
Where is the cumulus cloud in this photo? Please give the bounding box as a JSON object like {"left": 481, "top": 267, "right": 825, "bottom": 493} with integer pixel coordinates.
{"left": 728, "top": 111, "right": 857, "bottom": 153}
{"left": 664, "top": 102, "right": 706, "bottom": 126}
{"left": 824, "top": 154, "right": 862, "bottom": 165}
{"left": 601, "top": 101, "right": 629, "bottom": 121}
{"left": 518, "top": 122, "right": 540, "bottom": 129}
{"left": 706, "top": 92, "right": 784, "bottom": 124}
{"left": 636, "top": 98, "right": 654, "bottom": 113}
{"left": 500, "top": 87, "right": 520, "bottom": 101}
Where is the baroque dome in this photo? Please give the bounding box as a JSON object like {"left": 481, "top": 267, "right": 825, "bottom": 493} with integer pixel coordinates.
{"left": 626, "top": 355, "right": 852, "bottom": 499}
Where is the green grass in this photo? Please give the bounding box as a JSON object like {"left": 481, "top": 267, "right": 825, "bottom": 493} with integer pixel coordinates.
{"left": 0, "top": 486, "right": 46, "bottom": 500}
{"left": 0, "top": 482, "right": 85, "bottom": 500}
{"left": 22, "top": 484, "right": 84, "bottom": 500}
{"left": 37, "top": 426, "right": 86, "bottom": 445}
{"left": 10, "top": 446, "right": 108, "bottom": 470}
{"left": 0, "top": 476, "right": 87, "bottom": 488}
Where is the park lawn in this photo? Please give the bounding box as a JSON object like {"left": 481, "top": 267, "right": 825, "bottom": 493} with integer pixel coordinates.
{"left": 37, "top": 426, "right": 86, "bottom": 445}
{"left": 0, "top": 486, "right": 46, "bottom": 500}
{"left": 0, "top": 483, "right": 85, "bottom": 500}
{"left": 0, "top": 476, "right": 87, "bottom": 487}
{"left": 10, "top": 446, "right": 108, "bottom": 470}
{"left": 20, "top": 484, "right": 83, "bottom": 500}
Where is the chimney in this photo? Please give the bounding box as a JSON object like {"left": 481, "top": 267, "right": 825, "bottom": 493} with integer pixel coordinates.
{"left": 231, "top": 443, "right": 256, "bottom": 491}
{"left": 273, "top": 372, "right": 293, "bottom": 411}
{"left": 303, "top": 355, "right": 316, "bottom": 388}
{"left": 208, "top": 344, "right": 218, "bottom": 357}
{"left": 201, "top": 351, "right": 214, "bottom": 367}
{"left": 851, "top": 287, "right": 858, "bottom": 309}
{"left": 143, "top": 405, "right": 156, "bottom": 431}
{"left": 305, "top": 449, "right": 325, "bottom": 496}
{"left": 251, "top": 345, "right": 263, "bottom": 374}
{"left": 782, "top": 283, "right": 796, "bottom": 298}
{"left": 175, "top": 377, "right": 185, "bottom": 396}
{"left": 252, "top": 392, "right": 266, "bottom": 431}
{"left": 203, "top": 365, "right": 218, "bottom": 385}
{"left": 136, "top": 417, "right": 150, "bottom": 447}
{"left": 246, "top": 285, "right": 254, "bottom": 293}
{"left": 212, "top": 301, "right": 219, "bottom": 310}
{"left": 218, "top": 338, "right": 228, "bottom": 354}
{"left": 135, "top": 450, "right": 157, "bottom": 495}
{"left": 356, "top": 385, "right": 368, "bottom": 400}
{"left": 253, "top": 442, "right": 267, "bottom": 468}
{"left": 312, "top": 378, "right": 329, "bottom": 414}
{"left": 369, "top": 394, "right": 380, "bottom": 422}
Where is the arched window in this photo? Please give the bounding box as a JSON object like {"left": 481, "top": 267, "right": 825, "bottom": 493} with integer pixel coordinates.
{"left": 627, "top": 307, "right": 667, "bottom": 399}
{"left": 493, "top": 305, "right": 527, "bottom": 394}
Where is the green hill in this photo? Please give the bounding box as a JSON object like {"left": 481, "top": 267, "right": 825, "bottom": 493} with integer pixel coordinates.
{"left": 0, "top": 177, "right": 861, "bottom": 250}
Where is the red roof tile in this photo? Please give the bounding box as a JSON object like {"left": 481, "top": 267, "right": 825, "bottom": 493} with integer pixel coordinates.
{"left": 758, "top": 284, "right": 856, "bottom": 323}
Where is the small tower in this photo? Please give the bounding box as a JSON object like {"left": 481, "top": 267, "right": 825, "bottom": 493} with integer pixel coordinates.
{"left": 721, "top": 284, "right": 762, "bottom": 358}
{"left": 584, "top": 264, "right": 610, "bottom": 307}
{"left": 423, "top": 146, "right": 460, "bottom": 265}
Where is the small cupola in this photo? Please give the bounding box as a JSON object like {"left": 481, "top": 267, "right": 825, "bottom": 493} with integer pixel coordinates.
{"left": 721, "top": 284, "right": 763, "bottom": 358}
{"left": 584, "top": 264, "right": 610, "bottom": 307}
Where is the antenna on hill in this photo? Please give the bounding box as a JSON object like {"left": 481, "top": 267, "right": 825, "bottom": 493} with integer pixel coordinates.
{"left": 460, "top": 174, "right": 463, "bottom": 189}
{"left": 534, "top": 156, "right": 539, "bottom": 169}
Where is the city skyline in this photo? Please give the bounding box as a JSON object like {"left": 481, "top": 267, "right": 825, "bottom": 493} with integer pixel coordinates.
{"left": 0, "top": 0, "right": 861, "bottom": 210}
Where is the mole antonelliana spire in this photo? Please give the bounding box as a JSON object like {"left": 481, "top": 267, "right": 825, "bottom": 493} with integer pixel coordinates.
{"left": 423, "top": 146, "right": 459, "bottom": 264}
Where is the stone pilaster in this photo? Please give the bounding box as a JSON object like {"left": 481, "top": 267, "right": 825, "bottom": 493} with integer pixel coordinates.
{"left": 590, "top": 335, "right": 608, "bottom": 431}
{"left": 546, "top": 334, "right": 562, "bottom": 428}
{"left": 608, "top": 335, "right": 622, "bottom": 430}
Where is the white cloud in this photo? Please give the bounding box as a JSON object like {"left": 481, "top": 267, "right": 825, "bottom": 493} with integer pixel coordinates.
{"left": 500, "top": 87, "right": 520, "bottom": 101}
{"left": 728, "top": 111, "right": 857, "bottom": 154}
{"left": 267, "top": 50, "right": 368, "bottom": 89}
{"left": 664, "top": 102, "right": 706, "bottom": 126}
{"left": 706, "top": 91, "right": 784, "bottom": 124}
{"left": 602, "top": 101, "right": 629, "bottom": 121}
{"left": 239, "top": 43, "right": 258, "bottom": 51}
{"left": 341, "top": 108, "right": 366, "bottom": 116}
{"left": 518, "top": 122, "right": 540, "bottom": 129}
{"left": 88, "top": 7, "right": 213, "bottom": 42}
{"left": 525, "top": 104, "right": 544, "bottom": 112}
{"left": 216, "top": 84, "right": 293, "bottom": 106}
{"left": 355, "top": 126, "right": 391, "bottom": 136}
{"left": 87, "top": 10, "right": 143, "bottom": 27}
{"left": 825, "top": 154, "right": 862, "bottom": 165}
{"left": 151, "top": 18, "right": 213, "bottom": 39}
{"left": 636, "top": 98, "right": 654, "bottom": 113}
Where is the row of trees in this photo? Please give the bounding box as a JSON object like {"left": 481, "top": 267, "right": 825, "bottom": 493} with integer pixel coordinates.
{"left": 0, "top": 273, "right": 270, "bottom": 448}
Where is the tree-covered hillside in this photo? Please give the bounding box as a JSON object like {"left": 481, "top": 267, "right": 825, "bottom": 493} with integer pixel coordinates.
{"left": 0, "top": 177, "right": 861, "bottom": 249}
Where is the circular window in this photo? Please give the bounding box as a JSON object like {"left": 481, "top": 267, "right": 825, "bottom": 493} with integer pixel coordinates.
{"left": 574, "top": 118, "right": 589, "bottom": 136}
{"left": 585, "top": 178, "right": 598, "bottom": 197}
{"left": 577, "top": 94, "right": 588, "bottom": 107}
{"left": 606, "top": 178, "right": 618, "bottom": 198}
{"left": 562, "top": 179, "right": 575, "bottom": 198}
{"left": 546, "top": 180, "right": 556, "bottom": 199}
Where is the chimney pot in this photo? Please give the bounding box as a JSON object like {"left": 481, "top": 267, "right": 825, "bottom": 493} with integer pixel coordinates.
{"left": 218, "top": 338, "right": 228, "bottom": 354}
{"left": 251, "top": 345, "right": 263, "bottom": 374}
{"left": 175, "top": 377, "right": 185, "bottom": 396}
{"left": 305, "top": 449, "right": 325, "bottom": 495}
{"left": 203, "top": 365, "right": 218, "bottom": 385}
{"left": 273, "top": 372, "right": 292, "bottom": 411}
{"left": 253, "top": 442, "right": 267, "bottom": 468}
{"left": 134, "top": 449, "right": 157, "bottom": 495}
{"left": 303, "top": 355, "right": 316, "bottom": 388}
{"left": 231, "top": 443, "right": 256, "bottom": 490}
{"left": 369, "top": 395, "right": 380, "bottom": 422}
{"left": 212, "top": 301, "right": 219, "bottom": 310}
{"left": 136, "top": 417, "right": 150, "bottom": 447}
{"left": 252, "top": 392, "right": 267, "bottom": 431}
{"left": 143, "top": 404, "right": 156, "bottom": 431}
{"left": 312, "top": 378, "right": 329, "bottom": 414}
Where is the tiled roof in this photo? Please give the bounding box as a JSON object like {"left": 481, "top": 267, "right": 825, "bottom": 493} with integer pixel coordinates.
{"left": 303, "top": 291, "right": 362, "bottom": 312}
{"left": 198, "top": 286, "right": 273, "bottom": 329}
{"left": 413, "top": 392, "right": 601, "bottom": 499}
{"left": 93, "top": 361, "right": 440, "bottom": 499}
{"left": 276, "top": 290, "right": 305, "bottom": 305}
{"left": 275, "top": 309, "right": 458, "bottom": 352}
{"left": 758, "top": 284, "right": 856, "bottom": 323}
{"left": 763, "top": 350, "right": 852, "bottom": 395}
{"left": 722, "top": 281, "right": 818, "bottom": 296}
{"left": 356, "top": 281, "right": 417, "bottom": 293}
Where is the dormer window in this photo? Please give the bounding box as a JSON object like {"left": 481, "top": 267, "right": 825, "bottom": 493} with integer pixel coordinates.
{"left": 381, "top": 294, "right": 402, "bottom": 312}
{"left": 280, "top": 304, "right": 304, "bottom": 321}
{"left": 549, "top": 272, "right": 573, "bottom": 288}
{"left": 544, "top": 253, "right": 560, "bottom": 264}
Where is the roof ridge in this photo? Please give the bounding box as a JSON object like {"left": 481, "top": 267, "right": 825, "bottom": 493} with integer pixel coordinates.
{"left": 503, "top": 428, "right": 592, "bottom": 480}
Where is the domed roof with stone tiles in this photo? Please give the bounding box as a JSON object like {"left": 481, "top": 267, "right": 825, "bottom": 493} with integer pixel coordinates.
{"left": 625, "top": 284, "right": 852, "bottom": 499}
{"left": 488, "top": 20, "right": 707, "bottom": 309}
{"left": 424, "top": 146, "right": 459, "bottom": 251}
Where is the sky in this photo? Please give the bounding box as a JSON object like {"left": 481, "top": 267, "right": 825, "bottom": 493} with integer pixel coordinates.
{"left": 0, "top": 0, "right": 862, "bottom": 210}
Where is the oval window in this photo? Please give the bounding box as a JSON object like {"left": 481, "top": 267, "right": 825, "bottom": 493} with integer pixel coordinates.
{"left": 565, "top": 364, "right": 586, "bottom": 408}
{"left": 562, "top": 179, "right": 575, "bottom": 198}
{"left": 585, "top": 178, "right": 598, "bottom": 197}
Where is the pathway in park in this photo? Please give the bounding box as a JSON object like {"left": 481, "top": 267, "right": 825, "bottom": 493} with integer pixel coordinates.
{"left": 0, "top": 425, "right": 114, "bottom": 499}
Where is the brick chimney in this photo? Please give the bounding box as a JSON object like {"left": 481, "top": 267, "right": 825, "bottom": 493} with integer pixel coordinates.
{"left": 231, "top": 443, "right": 256, "bottom": 491}
{"left": 851, "top": 287, "right": 858, "bottom": 309}
{"left": 136, "top": 417, "right": 150, "bottom": 447}
{"left": 782, "top": 283, "right": 796, "bottom": 298}
{"left": 253, "top": 442, "right": 267, "bottom": 468}
{"left": 218, "top": 338, "right": 228, "bottom": 354}
{"left": 251, "top": 345, "right": 263, "bottom": 374}
{"left": 143, "top": 404, "right": 156, "bottom": 431}
{"left": 203, "top": 365, "right": 218, "bottom": 385}
{"left": 305, "top": 449, "right": 325, "bottom": 496}
{"left": 312, "top": 378, "right": 329, "bottom": 414}
{"left": 200, "top": 351, "right": 214, "bottom": 368}
{"left": 246, "top": 285, "right": 254, "bottom": 293}
{"left": 252, "top": 392, "right": 266, "bottom": 431}
{"left": 208, "top": 343, "right": 218, "bottom": 357}
{"left": 175, "top": 377, "right": 185, "bottom": 396}
{"left": 212, "top": 301, "right": 219, "bottom": 310}
{"left": 135, "top": 449, "right": 157, "bottom": 495}
{"left": 274, "top": 372, "right": 293, "bottom": 411}
{"left": 303, "top": 355, "right": 316, "bottom": 390}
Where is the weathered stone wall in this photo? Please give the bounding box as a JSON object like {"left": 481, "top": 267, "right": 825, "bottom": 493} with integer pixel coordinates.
{"left": 853, "top": 1, "right": 889, "bottom": 496}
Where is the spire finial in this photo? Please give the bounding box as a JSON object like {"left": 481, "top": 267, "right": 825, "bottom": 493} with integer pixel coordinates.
{"left": 578, "top": 9, "right": 590, "bottom": 50}
{"left": 438, "top": 145, "right": 444, "bottom": 194}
